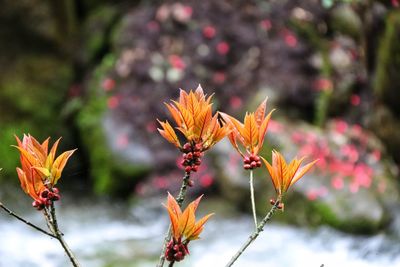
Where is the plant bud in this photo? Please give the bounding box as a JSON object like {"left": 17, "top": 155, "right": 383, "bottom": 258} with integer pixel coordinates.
{"left": 194, "top": 151, "right": 201, "bottom": 158}
{"left": 269, "top": 198, "right": 276, "bottom": 205}
{"left": 182, "top": 143, "right": 191, "bottom": 152}
{"left": 41, "top": 189, "right": 49, "bottom": 198}
{"left": 250, "top": 161, "right": 257, "bottom": 168}
{"left": 194, "top": 143, "right": 202, "bottom": 152}
{"left": 254, "top": 155, "right": 260, "bottom": 162}
{"left": 243, "top": 157, "right": 251, "bottom": 164}
{"left": 185, "top": 166, "right": 192, "bottom": 173}
{"left": 249, "top": 155, "right": 256, "bottom": 161}
{"left": 191, "top": 165, "right": 198, "bottom": 172}
{"left": 244, "top": 164, "right": 251, "bottom": 170}
{"left": 186, "top": 152, "right": 193, "bottom": 159}
{"left": 256, "top": 161, "right": 262, "bottom": 167}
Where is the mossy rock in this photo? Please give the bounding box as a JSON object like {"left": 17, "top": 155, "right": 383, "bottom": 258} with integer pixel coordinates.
{"left": 77, "top": 54, "right": 152, "bottom": 195}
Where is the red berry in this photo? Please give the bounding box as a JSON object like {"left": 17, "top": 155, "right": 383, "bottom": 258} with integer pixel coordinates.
{"left": 182, "top": 143, "right": 191, "bottom": 152}
{"left": 194, "top": 143, "right": 202, "bottom": 151}
{"left": 185, "top": 166, "right": 192, "bottom": 173}
{"left": 244, "top": 164, "right": 251, "bottom": 170}
{"left": 249, "top": 155, "right": 256, "bottom": 161}
{"left": 254, "top": 155, "right": 260, "bottom": 162}
{"left": 250, "top": 161, "right": 257, "bottom": 168}
{"left": 256, "top": 161, "right": 262, "bottom": 167}
{"left": 186, "top": 152, "right": 193, "bottom": 159}
{"left": 270, "top": 198, "right": 276, "bottom": 205}
{"left": 191, "top": 165, "right": 198, "bottom": 172}
{"left": 52, "top": 188, "right": 59, "bottom": 194}
{"left": 244, "top": 157, "right": 251, "bottom": 164}
{"left": 194, "top": 151, "right": 202, "bottom": 158}
{"left": 41, "top": 190, "right": 49, "bottom": 198}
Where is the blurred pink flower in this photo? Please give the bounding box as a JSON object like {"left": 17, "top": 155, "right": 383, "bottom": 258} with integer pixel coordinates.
{"left": 203, "top": 26, "right": 216, "bottom": 39}
{"left": 217, "top": 41, "right": 230, "bottom": 55}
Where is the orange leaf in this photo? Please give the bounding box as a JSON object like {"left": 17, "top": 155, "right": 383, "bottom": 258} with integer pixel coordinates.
{"left": 254, "top": 97, "right": 268, "bottom": 127}
{"left": 157, "top": 120, "right": 181, "bottom": 148}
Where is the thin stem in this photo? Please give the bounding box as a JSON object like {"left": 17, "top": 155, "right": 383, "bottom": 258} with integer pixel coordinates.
{"left": 49, "top": 203, "right": 81, "bottom": 267}
{"left": 0, "top": 202, "right": 56, "bottom": 238}
{"left": 225, "top": 201, "right": 280, "bottom": 267}
{"left": 249, "top": 170, "right": 257, "bottom": 228}
{"left": 168, "top": 261, "right": 175, "bottom": 267}
{"left": 157, "top": 172, "right": 191, "bottom": 267}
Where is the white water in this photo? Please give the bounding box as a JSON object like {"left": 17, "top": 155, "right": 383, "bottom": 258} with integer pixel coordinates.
{"left": 1, "top": 198, "right": 400, "bottom": 267}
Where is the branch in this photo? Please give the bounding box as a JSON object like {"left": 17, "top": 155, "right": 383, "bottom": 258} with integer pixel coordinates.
{"left": 48, "top": 203, "right": 81, "bottom": 267}
{"left": 156, "top": 172, "right": 191, "bottom": 267}
{"left": 225, "top": 201, "right": 280, "bottom": 267}
{"left": 0, "top": 202, "right": 56, "bottom": 238}
{"left": 249, "top": 170, "right": 257, "bottom": 228}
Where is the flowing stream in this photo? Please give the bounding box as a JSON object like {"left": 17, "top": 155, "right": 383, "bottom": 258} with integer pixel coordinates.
{"left": 1, "top": 196, "right": 400, "bottom": 267}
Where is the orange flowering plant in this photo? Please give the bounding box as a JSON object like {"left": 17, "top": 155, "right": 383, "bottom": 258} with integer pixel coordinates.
{"left": 164, "top": 193, "right": 213, "bottom": 262}
{"left": 0, "top": 134, "right": 81, "bottom": 267}
{"left": 0, "top": 86, "right": 318, "bottom": 267}
{"left": 14, "top": 134, "right": 76, "bottom": 210}
{"left": 158, "top": 85, "right": 230, "bottom": 174}
{"left": 262, "top": 151, "right": 318, "bottom": 210}
{"left": 156, "top": 87, "right": 317, "bottom": 267}
{"left": 220, "top": 98, "right": 274, "bottom": 170}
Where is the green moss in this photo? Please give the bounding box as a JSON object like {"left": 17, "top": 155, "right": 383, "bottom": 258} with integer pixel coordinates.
{"left": 374, "top": 10, "right": 400, "bottom": 115}
{"left": 289, "top": 19, "right": 333, "bottom": 127}
{"left": 77, "top": 54, "right": 150, "bottom": 195}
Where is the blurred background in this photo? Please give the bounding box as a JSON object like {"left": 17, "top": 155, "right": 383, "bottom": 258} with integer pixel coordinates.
{"left": 1, "top": 0, "right": 400, "bottom": 266}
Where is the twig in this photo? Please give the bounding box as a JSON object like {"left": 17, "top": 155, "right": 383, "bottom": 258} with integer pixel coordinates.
{"left": 225, "top": 201, "right": 280, "bottom": 267}
{"left": 168, "top": 260, "right": 175, "bottom": 267}
{"left": 48, "top": 203, "right": 81, "bottom": 267}
{"left": 249, "top": 170, "right": 257, "bottom": 228}
{"left": 0, "top": 202, "right": 56, "bottom": 238}
{"left": 156, "top": 172, "right": 191, "bottom": 267}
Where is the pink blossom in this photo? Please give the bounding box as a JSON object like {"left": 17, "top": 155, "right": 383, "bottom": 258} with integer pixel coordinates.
{"left": 268, "top": 119, "right": 284, "bottom": 133}
{"left": 334, "top": 119, "right": 348, "bottom": 134}
{"left": 340, "top": 144, "right": 359, "bottom": 163}
{"left": 313, "top": 78, "right": 333, "bottom": 92}
{"left": 350, "top": 94, "right": 360, "bottom": 106}
{"left": 260, "top": 19, "right": 272, "bottom": 31}
{"left": 147, "top": 20, "right": 160, "bottom": 31}
{"left": 117, "top": 134, "right": 129, "bottom": 148}
{"left": 283, "top": 30, "right": 298, "bottom": 47}
{"left": 229, "top": 96, "right": 243, "bottom": 110}
{"left": 353, "top": 163, "right": 372, "bottom": 188}
{"left": 107, "top": 96, "right": 120, "bottom": 109}
{"left": 213, "top": 71, "right": 226, "bottom": 84}
{"left": 203, "top": 26, "right": 216, "bottom": 39}
{"left": 146, "top": 122, "right": 157, "bottom": 133}
{"left": 331, "top": 176, "right": 344, "bottom": 190}
{"left": 102, "top": 78, "right": 116, "bottom": 92}
{"left": 216, "top": 42, "right": 230, "bottom": 55}
{"left": 199, "top": 174, "right": 214, "bottom": 187}
{"left": 169, "top": 55, "right": 186, "bottom": 70}
{"left": 153, "top": 176, "right": 168, "bottom": 189}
